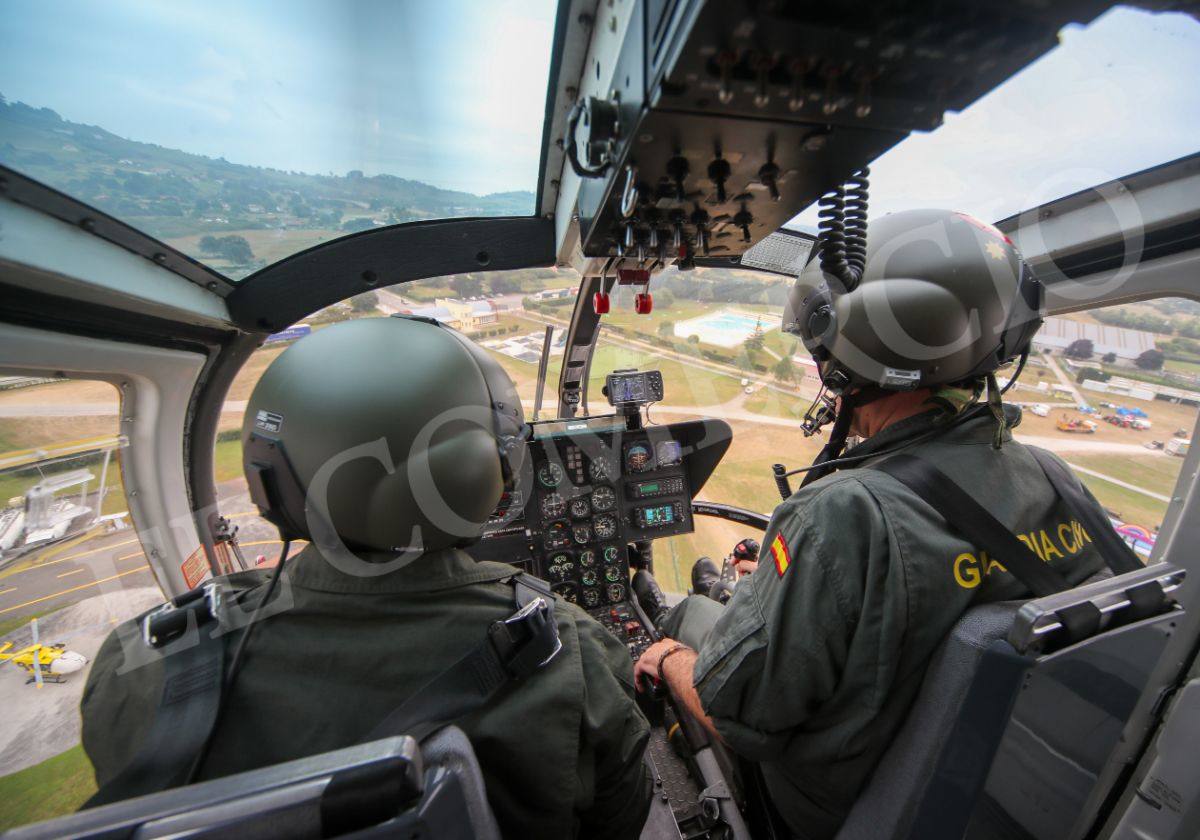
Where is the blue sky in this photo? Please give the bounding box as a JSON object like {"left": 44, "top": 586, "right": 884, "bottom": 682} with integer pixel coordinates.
{"left": 789, "top": 7, "right": 1200, "bottom": 226}
{"left": 1, "top": 3, "right": 1197, "bottom": 216}
{"left": 0, "top": 0, "right": 557, "bottom": 195}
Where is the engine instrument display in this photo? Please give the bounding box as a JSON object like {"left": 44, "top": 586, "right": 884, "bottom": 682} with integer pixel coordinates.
{"left": 569, "top": 497, "right": 592, "bottom": 519}
{"left": 635, "top": 503, "right": 682, "bottom": 529}
{"left": 544, "top": 520, "right": 571, "bottom": 549}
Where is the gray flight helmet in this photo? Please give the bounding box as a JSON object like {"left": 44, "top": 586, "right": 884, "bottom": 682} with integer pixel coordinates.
{"left": 783, "top": 209, "right": 1044, "bottom": 393}
{"left": 241, "top": 316, "right": 528, "bottom": 554}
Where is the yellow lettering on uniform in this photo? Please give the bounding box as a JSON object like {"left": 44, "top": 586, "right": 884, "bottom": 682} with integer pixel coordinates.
{"left": 986, "top": 557, "right": 1008, "bottom": 576}
{"left": 1058, "top": 522, "right": 1078, "bottom": 554}
{"left": 1075, "top": 520, "right": 1092, "bottom": 545}
{"left": 1019, "top": 533, "right": 1045, "bottom": 562}
{"left": 1040, "top": 530, "right": 1063, "bottom": 561}
{"left": 1072, "top": 520, "right": 1085, "bottom": 547}
{"left": 954, "top": 553, "right": 981, "bottom": 589}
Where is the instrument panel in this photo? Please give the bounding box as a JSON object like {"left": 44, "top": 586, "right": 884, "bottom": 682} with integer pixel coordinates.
{"left": 471, "top": 416, "right": 732, "bottom": 615}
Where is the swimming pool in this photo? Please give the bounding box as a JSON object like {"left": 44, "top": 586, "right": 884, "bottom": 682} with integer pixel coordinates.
{"left": 673, "top": 309, "right": 775, "bottom": 348}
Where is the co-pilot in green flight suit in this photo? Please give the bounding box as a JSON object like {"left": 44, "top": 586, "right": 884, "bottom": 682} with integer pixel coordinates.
{"left": 82, "top": 547, "right": 652, "bottom": 840}
{"left": 661, "top": 404, "right": 1109, "bottom": 840}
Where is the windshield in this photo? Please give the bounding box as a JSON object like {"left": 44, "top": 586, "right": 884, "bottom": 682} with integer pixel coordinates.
{"left": 789, "top": 6, "right": 1200, "bottom": 230}
{"left": 0, "top": 0, "right": 556, "bottom": 279}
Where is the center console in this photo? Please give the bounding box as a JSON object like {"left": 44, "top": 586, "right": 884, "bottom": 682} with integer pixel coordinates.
{"left": 469, "top": 396, "right": 731, "bottom": 633}
{"left": 466, "top": 389, "right": 735, "bottom": 733}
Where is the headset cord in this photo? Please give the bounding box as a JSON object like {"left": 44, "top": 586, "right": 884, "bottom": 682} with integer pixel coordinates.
{"left": 185, "top": 539, "right": 291, "bottom": 784}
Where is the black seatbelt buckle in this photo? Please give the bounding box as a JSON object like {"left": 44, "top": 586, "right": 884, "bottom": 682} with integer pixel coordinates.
{"left": 143, "top": 581, "right": 224, "bottom": 649}
{"left": 488, "top": 597, "right": 562, "bottom": 679}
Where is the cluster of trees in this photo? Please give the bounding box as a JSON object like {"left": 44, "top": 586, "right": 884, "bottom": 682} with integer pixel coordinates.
{"left": 1064, "top": 338, "right": 1165, "bottom": 371}
{"left": 1093, "top": 307, "right": 1200, "bottom": 340}
{"left": 349, "top": 291, "right": 379, "bottom": 313}
{"left": 198, "top": 235, "right": 254, "bottom": 264}
{"left": 659, "top": 269, "right": 790, "bottom": 307}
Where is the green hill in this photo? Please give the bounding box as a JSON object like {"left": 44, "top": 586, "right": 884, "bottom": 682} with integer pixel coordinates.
{"left": 0, "top": 95, "right": 534, "bottom": 278}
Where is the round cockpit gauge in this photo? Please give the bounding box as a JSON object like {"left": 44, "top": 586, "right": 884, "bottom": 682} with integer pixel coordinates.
{"left": 537, "top": 462, "right": 564, "bottom": 488}
{"left": 656, "top": 440, "right": 683, "bottom": 467}
{"left": 569, "top": 497, "right": 592, "bottom": 519}
{"left": 547, "top": 558, "right": 571, "bottom": 582}
{"left": 590, "top": 485, "right": 616, "bottom": 512}
{"left": 540, "top": 493, "right": 566, "bottom": 519}
{"left": 581, "top": 587, "right": 601, "bottom": 608}
{"left": 552, "top": 582, "right": 579, "bottom": 604}
{"left": 625, "top": 443, "right": 653, "bottom": 474}
{"left": 602, "top": 545, "right": 621, "bottom": 564}
{"left": 603, "top": 564, "right": 622, "bottom": 583}
{"left": 593, "top": 514, "right": 618, "bottom": 541}
{"left": 544, "top": 520, "right": 572, "bottom": 550}
{"left": 588, "top": 457, "right": 617, "bottom": 483}
{"left": 573, "top": 523, "right": 592, "bottom": 544}
{"left": 578, "top": 549, "right": 597, "bottom": 567}
{"left": 606, "top": 583, "right": 625, "bottom": 603}
{"left": 581, "top": 569, "right": 599, "bottom": 587}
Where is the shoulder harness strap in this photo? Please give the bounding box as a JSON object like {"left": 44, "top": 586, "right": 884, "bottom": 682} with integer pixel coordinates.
{"left": 84, "top": 581, "right": 232, "bottom": 808}
{"left": 870, "top": 454, "right": 1103, "bottom": 643}
{"left": 365, "top": 572, "right": 561, "bottom": 743}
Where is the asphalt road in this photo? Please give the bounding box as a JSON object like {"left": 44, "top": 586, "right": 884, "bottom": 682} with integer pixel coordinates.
{"left": 0, "top": 531, "right": 154, "bottom": 623}
{"left": 0, "top": 480, "right": 286, "bottom": 627}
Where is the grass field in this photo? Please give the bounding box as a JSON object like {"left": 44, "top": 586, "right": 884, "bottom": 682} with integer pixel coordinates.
{"left": 214, "top": 437, "right": 244, "bottom": 484}
{"left": 165, "top": 228, "right": 344, "bottom": 273}
{"left": 1067, "top": 452, "right": 1181, "bottom": 529}
{"left": 0, "top": 745, "right": 96, "bottom": 830}
{"left": 1069, "top": 453, "right": 1182, "bottom": 496}
{"left": 743, "top": 387, "right": 811, "bottom": 420}
{"left": 1164, "top": 358, "right": 1200, "bottom": 376}
{"left": 1075, "top": 474, "right": 1170, "bottom": 529}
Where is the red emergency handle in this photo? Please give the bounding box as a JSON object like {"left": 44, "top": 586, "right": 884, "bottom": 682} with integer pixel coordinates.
{"left": 635, "top": 292, "right": 653, "bottom": 315}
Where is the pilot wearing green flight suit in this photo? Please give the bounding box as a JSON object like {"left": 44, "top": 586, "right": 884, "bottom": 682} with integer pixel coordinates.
{"left": 81, "top": 316, "right": 652, "bottom": 839}
{"left": 633, "top": 209, "right": 1113, "bottom": 840}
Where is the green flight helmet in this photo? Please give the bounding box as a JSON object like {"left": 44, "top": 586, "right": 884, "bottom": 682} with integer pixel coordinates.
{"left": 241, "top": 316, "right": 528, "bottom": 554}
{"left": 783, "top": 208, "right": 1044, "bottom": 394}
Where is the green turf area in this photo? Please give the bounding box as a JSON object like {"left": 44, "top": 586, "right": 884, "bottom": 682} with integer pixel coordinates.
{"left": 0, "top": 745, "right": 97, "bottom": 831}
{"left": 743, "top": 388, "right": 810, "bottom": 420}
{"left": 0, "top": 605, "right": 60, "bottom": 638}
{"left": 1164, "top": 358, "right": 1200, "bottom": 376}
{"left": 0, "top": 464, "right": 128, "bottom": 525}
{"left": 1074, "top": 475, "right": 1167, "bottom": 530}
{"left": 1067, "top": 454, "right": 1182, "bottom": 499}
{"left": 214, "top": 437, "right": 245, "bottom": 484}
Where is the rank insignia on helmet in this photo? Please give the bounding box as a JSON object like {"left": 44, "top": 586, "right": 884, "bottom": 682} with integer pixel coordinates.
{"left": 770, "top": 533, "right": 792, "bottom": 577}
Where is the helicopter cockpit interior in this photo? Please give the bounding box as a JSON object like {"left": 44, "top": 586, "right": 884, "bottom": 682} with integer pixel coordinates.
{"left": 1, "top": 1, "right": 1199, "bottom": 838}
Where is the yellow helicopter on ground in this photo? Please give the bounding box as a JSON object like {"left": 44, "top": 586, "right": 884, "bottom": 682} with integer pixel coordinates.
{"left": 0, "top": 625, "right": 87, "bottom": 686}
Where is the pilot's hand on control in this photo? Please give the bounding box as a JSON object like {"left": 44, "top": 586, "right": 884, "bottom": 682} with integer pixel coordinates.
{"left": 634, "top": 637, "right": 682, "bottom": 692}
{"left": 733, "top": 558, "right": 758, "bottom": 577}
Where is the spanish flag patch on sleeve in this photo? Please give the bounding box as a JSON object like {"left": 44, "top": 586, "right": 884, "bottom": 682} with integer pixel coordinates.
{"left": 770, "top": 533, "right": 792, "bottom": 577}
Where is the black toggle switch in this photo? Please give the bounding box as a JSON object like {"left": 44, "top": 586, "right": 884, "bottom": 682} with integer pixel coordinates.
{"left": 707, "top": 157, "right": 731, "bottom": 204}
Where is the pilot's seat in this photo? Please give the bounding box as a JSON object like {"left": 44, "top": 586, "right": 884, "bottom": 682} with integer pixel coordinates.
{"left": 836, "top": 563, "right": 1184, "bottom": 840}
{"left": 7, "top": 727, "right": 500, "bottom": 840}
